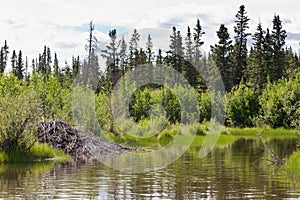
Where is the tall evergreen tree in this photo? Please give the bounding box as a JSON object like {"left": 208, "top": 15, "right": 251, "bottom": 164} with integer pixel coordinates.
{"left": 0, "top": 47, "right": 4, "bottom": 74}
{"left": 53, "top": 53, "right": 60, "bottom": 78}
{"left": 41, "top": 45, "right": 47, "bottom": 75}
{"left": 211, "top": 24, "right": 233, "bottom": 91}
{"left": 185, "top": 26, "right": 197, "bottom": 87}
{"left": 193, "top": 19, "right": 205, "bottom": 64}
{"left": 119, "top": 36, "right": 127, "bottom": 75}
{"left": 31, "top": 59, "right": 36, "bottom": 74}
{"left": 185, "top": 26, "right": 193, "bottom": 62}
{"left": 262, "top": 29, "right": 274, "bottom": 80}
{"left": 129, "top": 29, "right": 140, "bottom": 53}
{"left": 233, "top": 5, "right": 250, "bottom": 86}
{"left": 271, "top": 15, "right": 287, "bottom": 81}
{"left": 167, "top": 26, "right": 185, "bottom": 82}
{"left": 25, "top": 56, "right": 28, "bottom": 79}
{"left": 11, "top": 50, "right": 17, "bottom": 76}
{"left": 47, "top": 47, "right": 52, "bottom": 74}
{"left": 101, "top": 29, "right": 119, "bottom": 87}
{"left": 80, "top": 22, "right": 101, "bottom": 90}
{"left": 247, "top": 23, "right": 266, "bottom": 89}
{"left": 72, "top": 56, "right": 80, "bottom": 79}
{"left": 3, "top": 40, "right": 9, "bottom": 71}
{"left": 146, "top": 34, "right": 154, "bottom": 63}
{"left": 16, "top": 50, "right": 24, "bottom": 80}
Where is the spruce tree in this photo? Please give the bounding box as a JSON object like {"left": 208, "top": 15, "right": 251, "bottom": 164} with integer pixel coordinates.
{"left": 233, "top": 5, "right": 250, "bottom": 86}
{"left": 185, "top": 26, "right": 197, "bottom": 87}
{"left": 25, "top": 56, "right": 28, "bottom": 79}
{"left": 119, "top": 36, "right": 127, "bottom": 75}
{"left": 272, "top": 15, "right": 287, "bottom": 81}
{"left": 3, "top": 40, "right": 9, "bottom": 71}
{"left": 146, "top": 34, "right": 153, "bottom": 63}
{"left": 101, "top": 29, "right": 119, "bottom": 87}
{"left": 247, "top": 23, "right": 266, "bottom": 89}
{"left": 193, "top": 19, "right": 205, "bottom": 64}
{"left": 16, "top": 50, "right": 24, "bottom": 80}
{"left": 11, "top": 50, "right": 17, "bottom": 76}
{"left": 53, "top": 53, "right": 60, "bottom": 78}
{"left": 211, "top": 24, "right": 233, "bottom": 91}
{"left": 262, "top": 29, "right": 273, "bottom": 80}
{"left": 168, "top": 26, "right": 185, "bottom": 82}
{"left": 0, "top": 47, "right": 4, "bottom": 73}
{"left": 129, "top": 29, "right": 140, "bottom": 53}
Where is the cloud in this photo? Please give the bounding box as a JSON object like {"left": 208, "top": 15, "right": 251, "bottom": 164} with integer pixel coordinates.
{"left": 55, "top": 42, "right": 80, "bottom": 49}
{"left": 1, "top": 0, "right": 300, "bottom": 65}
{"left": 287, "top": 32, "right": 300, "bottom": 41}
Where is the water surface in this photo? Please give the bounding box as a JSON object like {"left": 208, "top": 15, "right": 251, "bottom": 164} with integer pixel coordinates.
{"left": 0, "top": 137, "right": 299, "bottom": 199}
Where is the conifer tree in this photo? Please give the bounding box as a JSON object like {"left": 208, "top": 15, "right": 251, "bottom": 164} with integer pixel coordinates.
{"left": 185, "top": 26, "right": 197, "bottom": 87}
{"left": 129, "top": 29, "right": 140, "bottom": 53}
{"left": 193, "top": 19, "right": 205, "bottom": 64}
{"left": 0, "top": 47, "right": 4, "bottom": 74}
{"left": 167, "top": 26, "right": 185, "bottom": 82}
{"left": 272, "top": 15, "right": 287, "bottom": 81}
{"left": 247, "top": 23, "right": 266, "bottom": 88}
{"left": 146, "top": 34, "right": 153, "bottom": 63}
{"left": 11, "top": 50, "right": 17, "bottom": 75}
{"left": 16, "top": 50, "right": 24, "bottom": 80}
{"left": 3, "top": 40, "right": 9, "bottom": 71}
{"left": 101, "top": 29, "right": 119, "bottom": 87}
{"left": 119, "top": 36, "right": 127, "bottom": 75}
{"left": 53, "top": 53, "right": 59, "bottom": 78}
{"left": 25, "top": 56, "right": 28, "bottom": 79}
{"left": 211, "top": 24, "right": 233, "bottom": 91}
{"left": 262, "top": 29, "right": 274, "bottom": 79}
{"left": 233, "top": 5, "right": 250, "bottom": 86}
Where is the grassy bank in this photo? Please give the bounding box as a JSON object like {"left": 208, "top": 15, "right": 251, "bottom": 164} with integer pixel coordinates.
{"left": 286, "top": 151, "right": 300, "bottom": 182}
{"left": 106, "top": 123, "right": 298, "bottom": 149}
{"left": 228, "top": 127, "right": 298, "bottom": 137}
{"left": 0, "top": 142, "right": 69, "bottom": 163}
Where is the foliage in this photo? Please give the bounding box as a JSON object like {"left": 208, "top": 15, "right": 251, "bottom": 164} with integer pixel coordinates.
{"left": 259, "top": 74, "right": 300, "bottom": 128}
{"left": 198, "top": 92, "right": 211, "bottom": 123}
{"left": 29, "top": 74, "right": 72, "bottom": 121}
{"left": 0, "top": 77, "right": 42, "bottom": 152}
{"left": 286, "top": 151, "right": 300, "bottom": 182}
{"left": 226, "top": 85, "right": 259, "bottom": 127}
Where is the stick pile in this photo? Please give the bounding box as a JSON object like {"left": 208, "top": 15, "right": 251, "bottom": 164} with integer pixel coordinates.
{"left": 37, "top": 120, "right": 134, "bottom": 161}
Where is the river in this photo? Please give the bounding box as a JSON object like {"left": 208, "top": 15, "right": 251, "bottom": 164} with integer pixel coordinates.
{"left": 0, "top": 137, "right": 299, "bottom": 199}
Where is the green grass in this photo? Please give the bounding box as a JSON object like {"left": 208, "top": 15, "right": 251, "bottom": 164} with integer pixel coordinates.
{"left": 30, "top": 142, "right": 70, "bottom": 162}
{"left": 286, "top": 151, "right": 300, "bottom": 182}
{"left": 0, "top": 142, "right": 69, "bottom": 163}
{"left": 229, "top": 127, "right": 297, "bottom": 137}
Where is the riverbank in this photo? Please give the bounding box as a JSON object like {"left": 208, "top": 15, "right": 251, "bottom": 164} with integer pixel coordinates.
{"left": 0, "top": 142, "right": 69, "bottom": 163}
{"left": 106, "top": 124, "right": 298, "bottom": 149}
{"left": 1, "top": 120, "right": 298, "bottom": 164}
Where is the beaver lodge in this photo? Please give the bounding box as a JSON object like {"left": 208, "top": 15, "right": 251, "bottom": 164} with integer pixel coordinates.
{"left": 37, "top": 120, "right": 136, "bottom": 162}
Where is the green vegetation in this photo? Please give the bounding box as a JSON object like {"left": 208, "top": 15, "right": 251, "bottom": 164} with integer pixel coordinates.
{"left": 229, "top": 127, "right": 297, "bottom": 137}
{"left": 0, "top": 142, "right": 69, "bottom": 163}
{"left": 286, "top": 151, "right": 300, "bottom": 182}
{"left": 0, "top": 4, "right": 300, "bottom": 165}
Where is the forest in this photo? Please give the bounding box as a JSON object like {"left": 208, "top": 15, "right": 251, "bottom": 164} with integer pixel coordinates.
{"left": 0, "top": 5, "right": 300, "bottom": 154}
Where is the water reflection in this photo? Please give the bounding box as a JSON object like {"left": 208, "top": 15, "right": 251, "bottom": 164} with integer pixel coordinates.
{"left": 0, "top": 138, "right": 299, "bottom": 199}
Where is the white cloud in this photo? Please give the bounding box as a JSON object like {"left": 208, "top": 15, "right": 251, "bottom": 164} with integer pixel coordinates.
{"left": 1, "top": 0, "right": 300, "bottom": 68}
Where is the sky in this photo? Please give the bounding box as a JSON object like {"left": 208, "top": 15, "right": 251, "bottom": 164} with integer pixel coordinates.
{"left": 1, "top": 0, "right": 300, "bottom": 68}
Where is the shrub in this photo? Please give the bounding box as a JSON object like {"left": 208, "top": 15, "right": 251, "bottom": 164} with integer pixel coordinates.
{"left": 226, "top": 85, "right": 259, "bottom": 127}
{"left": 259, "top": 75, "right": 300, "bottom": 129}
{"left": 0, "top": 88, "right": 42, "bottom": 152}
{"left": 198, "top": 92, "right": 211, "bottom": 123}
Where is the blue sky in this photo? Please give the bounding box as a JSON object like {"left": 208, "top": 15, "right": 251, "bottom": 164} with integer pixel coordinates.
{"left": 1, "top": 0, "right": 300, "bottom": 67}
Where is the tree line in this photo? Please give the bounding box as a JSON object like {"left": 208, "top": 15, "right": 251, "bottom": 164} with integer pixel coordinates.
{"left": 1, "top": 5, "right": 298, "bottom": 93}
